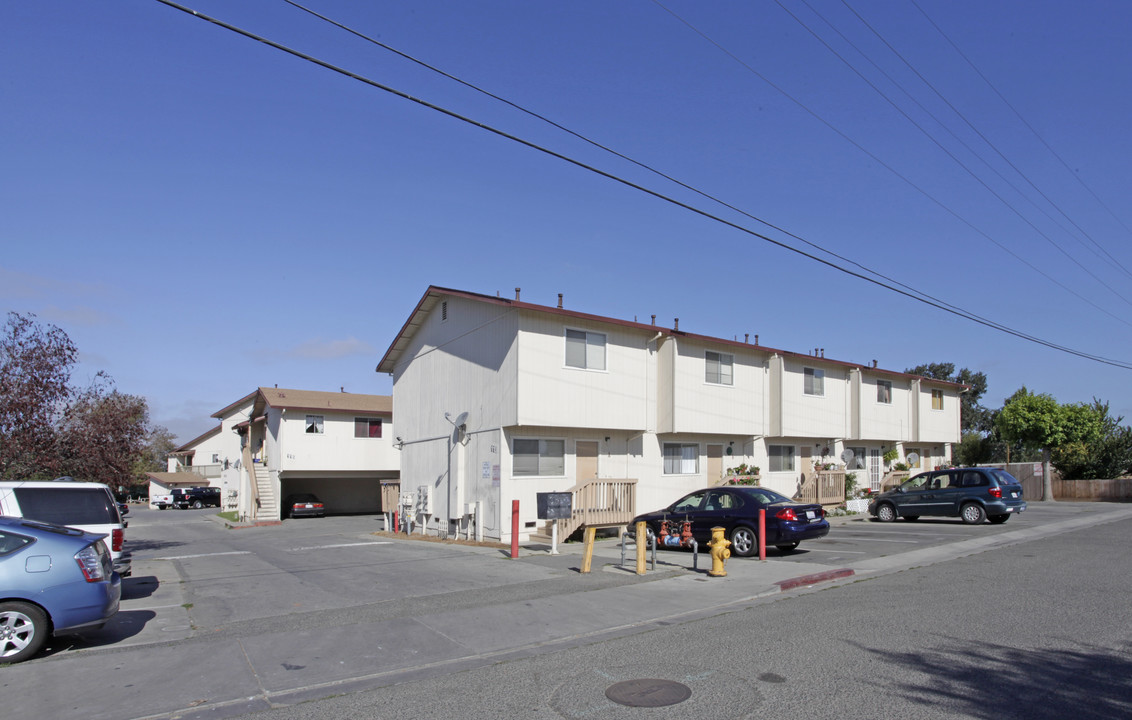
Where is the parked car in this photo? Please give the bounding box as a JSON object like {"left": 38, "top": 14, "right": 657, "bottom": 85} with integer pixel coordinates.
{"left": 282, "top": 493, "right": 326, "bottom": 519}
{"left": 632, "top": 486, "right": 830, "bottom": 556}
{"left": 0, "top": 480, "right": 131, "bottom": 577}
{"left": 0, "top": 516, "right": 121, "bottom": 663}
{"left": 868, "top": 467, "right": 1027, "bottom": 524}
{"left": 171, "top": 486, "right": 221, "bottom": 509}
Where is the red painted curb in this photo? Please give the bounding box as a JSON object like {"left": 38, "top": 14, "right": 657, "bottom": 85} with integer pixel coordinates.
{"left": 776, "top": 568, "right": 854, "bottom": 591}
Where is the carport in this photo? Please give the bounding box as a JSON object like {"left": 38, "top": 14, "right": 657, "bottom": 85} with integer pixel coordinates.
{"left": 278, "top": 472, "right": 400, "bottom": 515}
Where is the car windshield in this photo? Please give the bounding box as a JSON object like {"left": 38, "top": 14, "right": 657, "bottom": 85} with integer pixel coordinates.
{"left": 900, "top": 474, "right": 931, "bottom": 490}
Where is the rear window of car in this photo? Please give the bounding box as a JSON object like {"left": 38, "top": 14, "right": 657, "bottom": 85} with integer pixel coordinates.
{"left": 988, "top": 469, "right": 1021, "bottom": 486}
{"left": 12, "top": 487, "right": 119, "bottom": 525}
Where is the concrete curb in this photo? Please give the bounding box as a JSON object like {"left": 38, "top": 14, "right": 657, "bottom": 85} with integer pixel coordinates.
{"left": 776, "top": 567, "right": 855, "bottom": 591}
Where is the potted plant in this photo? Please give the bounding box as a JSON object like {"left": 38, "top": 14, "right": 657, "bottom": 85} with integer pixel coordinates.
{"left": 726, "top": 463, "right": 761, "bottom": 486}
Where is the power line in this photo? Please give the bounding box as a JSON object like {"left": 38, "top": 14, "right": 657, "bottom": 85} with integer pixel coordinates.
{"left": 149, "top": 0, "right": 1132, "bottom": 370}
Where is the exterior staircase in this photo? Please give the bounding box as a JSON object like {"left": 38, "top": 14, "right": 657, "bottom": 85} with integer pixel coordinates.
{"left": 253, "top": 463, "right": 277, "bottom": 520}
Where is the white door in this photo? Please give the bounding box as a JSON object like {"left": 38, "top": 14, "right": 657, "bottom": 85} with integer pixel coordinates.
{"left": 869, "top": 449, "right": 882, "bottom": 492}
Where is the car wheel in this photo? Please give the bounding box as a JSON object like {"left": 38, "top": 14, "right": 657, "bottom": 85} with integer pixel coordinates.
{"left": 192, "top": 500, "right": 203, "bottom": 509}
{"left": 903, "top": 515, "right": 920, "bottom": 522}
{"left": 0, "top": 602, "right": 48, "bottom": 664}
{"left": 988, "top": 514, "right": 1009, "bottom": 524}
{"left": 876, "top": 503, "right": 898, "bottom": 523}
{"left": 729, "top": 526, "right": 757, "bottom": 557}
{"left": 776, "top": 542, "right": 800, "bottom": 553}
{"left": 961, "top": 503, "right": 987, "bottom": 525}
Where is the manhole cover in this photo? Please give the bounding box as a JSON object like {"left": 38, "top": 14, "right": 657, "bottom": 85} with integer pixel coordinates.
{"left": 605, "top": 678, "right": 692, "bottom": 708}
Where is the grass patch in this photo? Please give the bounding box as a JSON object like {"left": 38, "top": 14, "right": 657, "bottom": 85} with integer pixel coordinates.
{"left": 216, "top": 511, "right": 238, "bottom": 522}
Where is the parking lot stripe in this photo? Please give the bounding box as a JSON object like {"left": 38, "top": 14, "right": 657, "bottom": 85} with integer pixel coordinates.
{"left": 287, "top": 541, "right": 394, "bottom": 552}
{"left": 156, "top": 550, "right": 253, "bottom": 560}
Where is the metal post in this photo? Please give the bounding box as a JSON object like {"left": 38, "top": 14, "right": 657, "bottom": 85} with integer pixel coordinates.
{"left": 759, "top": 508, "right": 767, "bottom": 562}
{"left": 550, "top": 520, "right": 560, "bottom": 555}
{"left": 510, "top": 499, "right": 519, "bottom": 559}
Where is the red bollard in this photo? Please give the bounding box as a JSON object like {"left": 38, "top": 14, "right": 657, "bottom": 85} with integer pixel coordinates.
{"left": 510, "top": 499, "right": 520, "bottom": 559}
{"left": 758, "top": 508, "right": 766, "bottom": 562}
{"left": 393, "top": 511, "right": 398, "bottom": 533}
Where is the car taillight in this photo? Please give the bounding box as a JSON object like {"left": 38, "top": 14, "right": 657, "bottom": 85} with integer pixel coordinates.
{"left": 313, "top": 503, "right": 324, "bottom": 509}
{"left": 112, "top": 528, "right": 124, "bottom": 552}
{"left": 775, "top": 508, "right": 797, "bottom": 521}
{"left": 75, "top": 545, "right": 107, "bottom": 582}
{"left": 988, "top": 487, "right": 1002, "bottom": 499}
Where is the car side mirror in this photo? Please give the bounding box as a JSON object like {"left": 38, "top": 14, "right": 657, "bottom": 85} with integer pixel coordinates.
{"left": 896, "top": 488, "right": 905, "bottom": 494}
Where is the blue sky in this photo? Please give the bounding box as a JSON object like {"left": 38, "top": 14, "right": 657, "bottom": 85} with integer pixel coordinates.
{"left": 3, "top": 0, "right": 1131, "bottom": 442}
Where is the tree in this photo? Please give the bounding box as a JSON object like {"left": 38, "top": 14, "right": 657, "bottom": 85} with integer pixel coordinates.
{"left": 1, "top": 312, "right": 157, "bottom": 487}
{"left": 1051, "top": 400, "right": 1132, "bottom": 480}
{"left": 996, "top": 387, "right": 1104, "bottom": 499}
{"left": 57, "top": 386, "right": 151, "bottom": 491}
{"left": 0, "top": 312, "right": 77, "bottom": 479}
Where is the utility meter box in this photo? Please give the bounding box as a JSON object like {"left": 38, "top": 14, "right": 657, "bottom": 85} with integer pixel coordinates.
{"left": 416, "top": 485, "right": 432, "bottom": 514}
{"left": 400, "top": 492, "right": 415, "bottom": 508}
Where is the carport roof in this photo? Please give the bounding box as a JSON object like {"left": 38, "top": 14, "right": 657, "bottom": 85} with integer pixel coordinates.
{"left": 254, "top": 387, "right": 392, "bottom": 415}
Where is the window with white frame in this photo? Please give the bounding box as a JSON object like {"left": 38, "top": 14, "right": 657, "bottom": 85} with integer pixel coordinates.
{"left": 354, "top": 417, "right": 383, "bottom": 438}
{"left": 877, "top": 380, "right": 892, "bottom": 404}
{"left": 663, "top": 443, "right": 699, "bottom": 474}
{"left": 305, "top": 415, "right": 324, "bottom": 434}
{"left": 932, "top": 389, "right": 944, "bottom": 410}
{"left": 848, "top": 447, "right": 867, "bottom": 470}
{"left": 804, "top": 368, "right": 825, "bottom": 396}
{"left": 513, "top": 439, "right": 565, "bottom": 476}
{"left": 769, "top": 445, "right": 795, "bottom": 472}
{"left": 565, "top": 329, "right": 606, "bottom": 370}
{"left": 705, "top": 351, "right": 733, "bottom": 385}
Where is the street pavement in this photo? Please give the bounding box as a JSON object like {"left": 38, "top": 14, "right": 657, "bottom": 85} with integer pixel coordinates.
{"left": 3, "top": 502, "right": 1130, "bottom": 720}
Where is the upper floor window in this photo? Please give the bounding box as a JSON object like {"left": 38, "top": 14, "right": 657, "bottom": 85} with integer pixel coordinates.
{"left": 804, "top": 368, "right": 825, "bottom": 396}
{"left": 769, "top": 445, "right": 795, "bottom": 472}
{"left": 513, "top": 438, "right": 565, "bottom": 476}
{"left": 877, "top": 380, "right": 892, "bottom": 404}
{"left": 354, "top": 417, "right": 383, "bottom": 438}
{"left": 705, "top": 351, "right": 733, "bottom": 385}
{"left": 565, "top": 329, "right": 606, "bottom": 370}
{"left": 305, "top": 415, "right": 324, "bottom": 434}
{"left": 663, "top": 443, "right": 699, "bottom": 474}
{"left": 931, "top": 389, "right": 944, "bottom": 410}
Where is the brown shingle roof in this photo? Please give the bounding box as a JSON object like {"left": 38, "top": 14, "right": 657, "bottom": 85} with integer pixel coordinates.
{"left": 256, "top": 387, "right": 392, "bottom": 415}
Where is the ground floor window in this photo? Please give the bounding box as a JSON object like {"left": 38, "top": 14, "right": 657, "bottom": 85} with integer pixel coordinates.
{"left": 663, "top": 443, "right": 699, "bottom": 474}
{"left": 513, "top": 439, "right": 565, "bottom": 476}
{"left": 769, "top": 445, "right": 795, "bottom": 472}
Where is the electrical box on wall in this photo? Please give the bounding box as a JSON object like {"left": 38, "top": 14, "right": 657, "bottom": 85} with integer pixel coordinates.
{"left": 416, "top": 485, "right": 432, "bottom": 514}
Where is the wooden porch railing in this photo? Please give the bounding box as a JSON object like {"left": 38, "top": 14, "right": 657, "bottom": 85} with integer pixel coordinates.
{"left": 555, "top": 478, "right": 638, "bottom": 540}
{"left": 795, "top": 470, "right": 846, "bottom": 506}
{"left": 881, "top": 470, "right": 910, "bottom": 491}
{"left": 242, "top": 443, "right": 259, "bottom": 519}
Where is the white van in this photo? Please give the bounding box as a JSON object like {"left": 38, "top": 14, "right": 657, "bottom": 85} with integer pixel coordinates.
{"left": 0, "top": 479, "right": 131, "bottom": 576}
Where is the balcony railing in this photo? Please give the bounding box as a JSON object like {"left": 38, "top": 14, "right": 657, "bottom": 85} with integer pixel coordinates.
{"left": 795, "top": 469, "right": 846, "bottom": 506}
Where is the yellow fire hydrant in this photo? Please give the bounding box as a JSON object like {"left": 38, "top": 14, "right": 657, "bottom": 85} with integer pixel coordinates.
{"left": 707, "top": 526, "right": 731, "bottom": 577}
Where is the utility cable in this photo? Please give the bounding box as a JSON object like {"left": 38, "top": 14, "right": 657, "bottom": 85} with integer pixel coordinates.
{"left": 150, "top": 0, "right": 1132, "bottom": 369}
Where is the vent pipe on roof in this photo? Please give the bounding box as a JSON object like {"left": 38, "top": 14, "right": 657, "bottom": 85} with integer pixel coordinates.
{"left": 755, "top": 334, "right": 759, "bottom": 346}
{"left": 744, "top": 333, "right": 749, "bottom": 344}
{"left": 557, "top": 293, "right": 563, "bottom": 309}
{"left": 651, "top": 315, "right": 656, "bottom": 326}
{"left": 515, "top": 287, "right": 521, "bottom": 300}
{"left": 674, "top": 318, "right": 680, "bottom": 331}
{"left": 873, "top": 359, "right": 878, "bottom": 368}
{"left": 340, "top": 386, "right": 345, "bottom": 393}
{"left": 820, "top": 348, "right": 825, "bottom": 358}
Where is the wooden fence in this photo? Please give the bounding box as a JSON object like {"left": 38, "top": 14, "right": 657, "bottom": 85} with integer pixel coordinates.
{"left": 795, "top": 470, "right": 846, "bottom": 506}
{"left": 555, "top": 478, "right": 638, "bottom": 539}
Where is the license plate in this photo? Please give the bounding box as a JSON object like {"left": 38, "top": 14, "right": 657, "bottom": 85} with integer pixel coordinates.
{"left": 806, "top": 511, "right": 816, "bottom": 520}
{"left": 1011, "top": 492, "right": 1019, "bottom": 498}
{"left": 1006, "top": 507, "right": 1014, "bottom": 512}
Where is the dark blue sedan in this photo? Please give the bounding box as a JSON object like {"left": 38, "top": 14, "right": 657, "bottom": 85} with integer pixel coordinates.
{"left": 0, "top": 516, "right": 121, "bottom": 663}
{"left": 632, "top": 486, "right": 830, "bottom": 556}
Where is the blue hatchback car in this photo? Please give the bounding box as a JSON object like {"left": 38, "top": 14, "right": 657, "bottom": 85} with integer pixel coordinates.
{"left": 632, "top": 486, "right": 830, "bottom": 556}
{"left": 0, "top": 516, "right": 121, "bottom": 663}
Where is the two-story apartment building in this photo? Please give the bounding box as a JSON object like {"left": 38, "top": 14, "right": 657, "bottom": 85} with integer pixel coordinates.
{"left": 160, "top": 387, "right": 399, "bottom": 520}
{"left": 377, "top": 286, "right": 964, "bottom": 544}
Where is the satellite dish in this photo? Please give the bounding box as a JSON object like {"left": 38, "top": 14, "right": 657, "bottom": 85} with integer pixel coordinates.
{"left": 452, "top": 411, "right": 469, "bottom": 428}
{"left": 446, "top": 411, "right": 470, "bottom": 444}
{"left": 906, "top": 452, "right": 920, "bottom": 466}
{"left": 840, "top": 449, "right": 855, "bottom": 466}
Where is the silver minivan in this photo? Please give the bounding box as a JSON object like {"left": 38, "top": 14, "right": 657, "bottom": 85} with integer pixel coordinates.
{"left": 0, "top": 479, "right": 131, "bottom": 576}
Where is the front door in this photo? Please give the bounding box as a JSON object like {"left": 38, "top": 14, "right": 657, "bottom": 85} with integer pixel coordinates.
{"left": 576, "top": 441, "right": 598, "bottom": 485}
{"left": 707, "top": 445, "right": 723, "bottom": 485}
{"left": 869, "top": 449, "right": 881, "bottom": 491}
